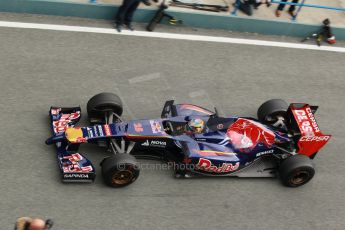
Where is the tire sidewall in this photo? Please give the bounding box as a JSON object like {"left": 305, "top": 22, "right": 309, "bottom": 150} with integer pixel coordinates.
{"left": 103, "top": 164, "right": 140, "bottom": 188}
{"left": 284, "top": 166, "right": 315, "bottom": 187}
{"left": 257, "top": 99, "right": 288, "bottom": 123}
{"left": 101, "top": 154, "right": 140, "bottom": 188}
{"left": 87, "top": 93, "right": 123, "bottom": 120}
{"left": 279, "top": 155, "right": 315, "bottom": 187}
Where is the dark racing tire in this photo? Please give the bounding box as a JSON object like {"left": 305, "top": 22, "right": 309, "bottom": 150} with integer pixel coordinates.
{"left": 279, "top": 155, "right": 315, "bottom": 187}
{"left": 101, "top": 154, "right": 140, "bottom": 188}
{"left": 87, "top": 92, "right": 123, "bottom": 121}
{"left": 257, "top": 99, "right": 288, "bottom": 124}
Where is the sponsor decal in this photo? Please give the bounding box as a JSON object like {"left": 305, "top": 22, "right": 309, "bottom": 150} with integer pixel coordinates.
{"left": 92, "top": 126, "right": 99, "bottom": 137}
{"left": 299, "top": 135, "right": 330, "bottom": 142}
{"left": 65, "top": 127, "right": 86, "bottom": 143}
{"left": 64, "top": 173, "right": 89, "bottom": 179}
{"left": 150, "top": 120, "right": 164, "bottom": 134}
{"left": 227, "top": 118, "right": 275, "bottom": 151}
{"left": 96, "top": 125, "right": 104, "bottom": 136}
{"left": 53, "top": 111, "right": 80, "bottom": 133}
{"left": 141, "top": 140, "right": 166, "bottom": 148}
{"left": 256, "top": 149, "right": 274, "bottom": 157}
{"left": 294, "top": 107, "right": 320, "bottom": 136}
{"left": 141, "top": 140, "right": 150, "bottom": 146}
{"left": 134, "top": 123, "right": 144, "bottom": 132}
{"left": 51, "top": 108, "right": 61, "bottom": 115}
{"left": 103, "top": 125, "right": 112, "bottom": 136}
{"left": 151, "top": 140, "right": 166, "bottom": 147}
{"left": 87, "top": 127, "right": 95, "bottom": 138}
{"left": 297, "top": 134, "right": 331, "bottom": 156}
{"left": 62, "top": 153, "right": 93, "bottom": 173}
{"left": 196, "top": 158, "right": 239, "bottom": 173}
{"left": 75, "top": 137, "right": 87, "bottom": 143}
{"left": 292, "top": 105, "right": 331, "bottom": 156}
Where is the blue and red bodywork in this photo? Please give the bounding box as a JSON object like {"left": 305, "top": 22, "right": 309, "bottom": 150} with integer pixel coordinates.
{"left": 46, "top": 101, "right": 331, "bottom": 182}
{"left": 48, "top": 107, "right": 95, "bottom": 182}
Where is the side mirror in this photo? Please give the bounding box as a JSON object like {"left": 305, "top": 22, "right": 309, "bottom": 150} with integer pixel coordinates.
{"left": 214, "top": 107, "right": 219, "bottom": 117}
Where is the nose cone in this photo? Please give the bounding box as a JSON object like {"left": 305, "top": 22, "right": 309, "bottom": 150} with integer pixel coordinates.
{"left": 45, "top": 133, "right": 66, "bottom": 145}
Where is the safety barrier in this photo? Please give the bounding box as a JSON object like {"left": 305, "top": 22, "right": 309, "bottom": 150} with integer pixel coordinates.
{"left": 232, "top": 0, "right": 345, "bottom": 21}
{"left": 1, "top": 0, "right": 344, "bottom": 39}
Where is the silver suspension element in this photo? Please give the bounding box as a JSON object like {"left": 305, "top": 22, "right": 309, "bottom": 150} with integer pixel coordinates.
{"left": 274, "top": 146, "right": 297, "bottom": 159}
{"left": 105, "top": 111, "right": 134, "bottom": 155}
{"left": 271, "top": 115, "right": 286, "bottom": 129}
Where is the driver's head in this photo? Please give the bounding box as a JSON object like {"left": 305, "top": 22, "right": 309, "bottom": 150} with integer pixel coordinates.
{"left": 187, "top": 118, "right": 205, "bottom": 134}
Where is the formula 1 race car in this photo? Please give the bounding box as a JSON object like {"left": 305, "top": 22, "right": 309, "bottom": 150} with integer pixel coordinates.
{"left": 45, "top": 93, "right": 331, "bottom": 188}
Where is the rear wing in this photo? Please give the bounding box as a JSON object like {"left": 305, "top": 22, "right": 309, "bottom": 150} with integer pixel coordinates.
{"left": 287, "top": 103, "right": 331, "bottom": 157}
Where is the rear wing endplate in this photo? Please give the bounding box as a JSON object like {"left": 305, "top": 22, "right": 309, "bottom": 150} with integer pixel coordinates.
{"left": 287, "top": 103, "right": 331, "bottom": 157}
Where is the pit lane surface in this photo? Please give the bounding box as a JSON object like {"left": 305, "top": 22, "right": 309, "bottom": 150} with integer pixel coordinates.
{"left": 0, "top": 14, "right": 344, "bottom": 230}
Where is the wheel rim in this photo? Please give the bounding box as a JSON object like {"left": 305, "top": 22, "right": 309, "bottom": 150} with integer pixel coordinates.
{"left": 290, "top": 171, "right": 310, "bottom": 185}
{"left": 112, "top": 170, "right": 133, "bottom": 185}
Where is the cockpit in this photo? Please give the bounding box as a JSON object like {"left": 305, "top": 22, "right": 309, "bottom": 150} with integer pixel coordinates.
{"left": 162, "top": 117, "right": 236, "bottom": 136}
{"left": 162, "top": 120, "right": 187, "bottom": 136}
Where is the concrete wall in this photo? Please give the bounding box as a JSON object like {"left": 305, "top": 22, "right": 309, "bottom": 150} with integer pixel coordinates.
{"left": 1, "top": 0, "right": 344, "bottom": 40}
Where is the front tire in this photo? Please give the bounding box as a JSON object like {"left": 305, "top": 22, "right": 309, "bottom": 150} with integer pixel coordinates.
{"left": 101, "top": 154, "right": 140, "bottom": 188}
{"left": 87, "top": 92, "right": 123, "bottom": 123}
{"left": 279, "top": 155, "right": 315, "bottom": 187}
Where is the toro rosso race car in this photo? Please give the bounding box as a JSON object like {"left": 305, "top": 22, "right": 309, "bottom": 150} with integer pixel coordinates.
{"left": 45, "top": 93, "right": 331, "bottom": 188}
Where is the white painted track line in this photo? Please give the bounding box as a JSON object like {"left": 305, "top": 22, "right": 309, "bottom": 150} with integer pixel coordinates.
{"left": 0, "top": 20, "right": 344, "bottom": 53}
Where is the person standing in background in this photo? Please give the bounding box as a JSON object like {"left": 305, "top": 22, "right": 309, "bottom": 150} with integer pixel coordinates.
{"left": 15, "top": 217, "right": 53, "bottom": 230}
{"left": 115, "top": 0, "right": 152, "bottom": 32}
{"left": 275, "top": 0, "right": 299, "bottom": 18}
{"left": 235, "top": 0, "right": 271, "bottom": 16}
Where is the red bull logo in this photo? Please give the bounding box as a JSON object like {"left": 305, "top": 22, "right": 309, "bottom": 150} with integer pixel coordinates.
{"left": 227, "top": 118, "right": 275, "bottom": 151}
{"left": 196, "top": 158, "right": 239, "bottom": 173}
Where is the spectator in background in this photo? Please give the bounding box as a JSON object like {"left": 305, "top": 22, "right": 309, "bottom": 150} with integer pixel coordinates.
{"left": 115, "top": 0, "right": 152, "bottom": 32}
{"left": 15, "top": 217, "right": 53, "bottom": 230}
{"left": 275, "top": 0, "right": 299, "bottom": 17}
{"left": 235, "top": 0, "right": 271, "bottom": 16}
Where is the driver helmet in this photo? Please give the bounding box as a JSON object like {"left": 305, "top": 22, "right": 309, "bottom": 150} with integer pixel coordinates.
{"left": 187, "top": 118, "right": 205, "bottom": 134}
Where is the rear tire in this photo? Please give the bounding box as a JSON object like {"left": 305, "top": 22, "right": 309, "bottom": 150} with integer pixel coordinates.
{"left": 257, "top": 99, "right": 288, "bottom": 126}
{"left": 101, "top": 154, "right": 140, "bottom": 188}
{"left": 87, "top": 93, "right": 123, "bottom": 122}
{"left": 279, "top": 155, "right": 315, "bottom": 187}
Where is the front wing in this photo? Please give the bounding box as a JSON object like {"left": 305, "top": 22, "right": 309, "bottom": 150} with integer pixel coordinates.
{"left": 48, "top": 107, "right": 96, "bottom": 182}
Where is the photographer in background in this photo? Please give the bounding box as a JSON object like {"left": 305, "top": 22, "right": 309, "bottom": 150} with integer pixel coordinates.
{"left": 115, "top": 0, "right": 158, "bottom": 32}
{"left": 15, "top": 217, "right": 53, "bottom": 230}
{"left": 275, "top": 0, "right": 299, "bottom": 18}
{"left": 235, "top": 0, "right": 271, "bottom": 16}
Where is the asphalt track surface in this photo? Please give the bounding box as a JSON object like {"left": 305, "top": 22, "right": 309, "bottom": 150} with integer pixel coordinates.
{"left": 0, "top": 13, "right": 345, "bottom": 230}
